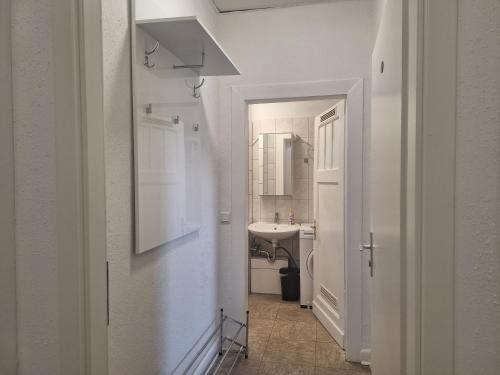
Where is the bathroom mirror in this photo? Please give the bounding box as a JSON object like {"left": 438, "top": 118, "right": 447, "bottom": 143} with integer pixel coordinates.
{"left": 258, "top": 133, "right": 293, "bottom": 195}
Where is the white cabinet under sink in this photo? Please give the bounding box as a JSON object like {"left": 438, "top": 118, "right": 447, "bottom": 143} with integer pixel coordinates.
{"left": 250, "top": 258, "right": 288, "bottom": 295}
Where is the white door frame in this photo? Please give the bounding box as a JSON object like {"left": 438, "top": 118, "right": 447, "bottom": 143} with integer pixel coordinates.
{"left": 230, "top": 79, "right": 365, "bottom": 361}
{"left": 79, "top": 0, "right": 108, "bottom": 373}
{"left": 404, "top": 0, "right": 457, "bottom": 374}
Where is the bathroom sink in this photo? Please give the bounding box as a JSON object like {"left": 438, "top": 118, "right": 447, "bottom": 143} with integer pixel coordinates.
{"left": 248, "top": 222, "right": 299, "bottom": 243}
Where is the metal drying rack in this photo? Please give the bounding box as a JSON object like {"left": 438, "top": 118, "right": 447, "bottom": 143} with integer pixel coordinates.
{"left": 182, "top": 308, "right": 249, "bottom": 375}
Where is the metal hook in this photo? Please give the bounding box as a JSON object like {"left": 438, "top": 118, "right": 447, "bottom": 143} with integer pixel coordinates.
{"left": 184, "top": 78, "right": 206, "bottom": 98}
{"left": 144, "top": 40, "right": 159, "bottom": 68}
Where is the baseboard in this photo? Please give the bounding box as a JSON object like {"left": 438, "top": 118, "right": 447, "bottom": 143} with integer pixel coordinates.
{"left": 313, "top": 299, "right": 345, "bottom": 348}
{"left": 192, "top": 338, "right": 220, "bottom": 375}
{"left": 360, "top": 348, "right": 371, "bottom": 365}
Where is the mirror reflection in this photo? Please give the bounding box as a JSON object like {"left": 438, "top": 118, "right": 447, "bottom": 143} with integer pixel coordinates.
{"left": 257, "top": 133, "right": 293, "bottom": 196}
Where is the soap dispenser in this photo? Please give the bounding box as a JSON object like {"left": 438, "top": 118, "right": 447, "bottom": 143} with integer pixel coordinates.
{"left": 288, "top": 208, "right": 295, "bottom": 225}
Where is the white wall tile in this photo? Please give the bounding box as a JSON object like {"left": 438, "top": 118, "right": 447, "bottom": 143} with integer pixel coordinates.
{"left": 308, "top": 199, "right": 314, "bottom": 221}
{"left": 252, "top": 141, "right": 259, "bottom": 158}
{"left": 260, "top": 198, "right": 276, "bottom": 220}
{"left": 308, "top": 118, "right": 315, "bottom": 140}
{"left": 252, "top": 120, "right": 261, "bottom": 141}
{"left": 249, "top": 125, "right": 254, "bottom": 146}
{"left": 260, "top": 118, "right": 276, "bottom": 134}
{"left": 292, "top": 199, "right": 308, "bottom": 222}
{"left": 294, "top": 179, "right": 309, "bottom": 199}
{"left": 276, "top": 198, "right": 292, "bottom": 222}
{"left": 248, "top": 196, "right": 253, "bottom": 221}
{"left": 293, "top": 117, "right": 309, "bottom": 138}
{"left": 252, "top": 199, "right": 261, "bottom": 220}
{"left": 248, "top": 116, "right": 315, "bottom": 225}
{"left": 293, "top": 157, "right": 308, "bottom": 179}
{"left": 276, "top": 118, "right": 293, "bottom": 133}
{"left": 252, "top": 180, "right": 259, "bottom": 198}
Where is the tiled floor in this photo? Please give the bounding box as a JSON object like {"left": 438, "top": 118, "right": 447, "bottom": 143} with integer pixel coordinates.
{"left": 217, "top": 294, "right": 371, "bottom": 375}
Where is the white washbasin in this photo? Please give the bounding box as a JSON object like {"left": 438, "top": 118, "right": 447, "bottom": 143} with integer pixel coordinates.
{"left": 248, "top": 222, "right": 299, "bottom": 242}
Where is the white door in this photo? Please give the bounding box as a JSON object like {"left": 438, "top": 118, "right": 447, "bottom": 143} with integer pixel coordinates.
{"left": 369, "top": 0, "right": 403, "bottom": 373}
{"left": 312, "top": 100, "right": 346, "bottom": 347}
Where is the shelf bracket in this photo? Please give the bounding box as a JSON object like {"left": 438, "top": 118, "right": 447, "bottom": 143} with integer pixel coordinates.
{"left": 173, "top": 52, "right": 205, "bottom": 70}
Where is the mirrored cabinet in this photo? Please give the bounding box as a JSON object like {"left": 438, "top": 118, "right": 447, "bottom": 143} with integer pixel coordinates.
{"left": 257, "top": 132, "right": 294, "bottom": 196}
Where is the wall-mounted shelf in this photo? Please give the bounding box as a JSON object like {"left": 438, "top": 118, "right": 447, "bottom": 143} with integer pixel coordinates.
{"left": 136, "top": 16, "right": 240, "bottom": 76}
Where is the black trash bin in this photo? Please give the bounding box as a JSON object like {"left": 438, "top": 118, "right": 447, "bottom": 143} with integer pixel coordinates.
{"left": 279, "top": 267, "right": 300, "bottom": 301}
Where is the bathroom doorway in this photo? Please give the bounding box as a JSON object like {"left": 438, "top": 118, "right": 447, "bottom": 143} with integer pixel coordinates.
{"left": 225, "top": 79, "right": 367, "bottom": 367}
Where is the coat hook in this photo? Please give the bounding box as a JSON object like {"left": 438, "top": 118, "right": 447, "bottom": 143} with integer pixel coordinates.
{"left": 185, "top": 78, "right": 206, "bottom": 98}
{"left": 144, "top": 40, "right": 159, "bottom": 68}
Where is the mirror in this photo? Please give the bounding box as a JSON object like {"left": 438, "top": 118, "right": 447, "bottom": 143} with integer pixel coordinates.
{"left": 258, "top": 133, "right": 293, "bottom": 195}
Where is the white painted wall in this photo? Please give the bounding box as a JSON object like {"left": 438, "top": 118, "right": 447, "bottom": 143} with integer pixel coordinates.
{"left": 103, "top": 1, "right": 221, "bottom": 374}
{"left": 10, "top": 0, "right": 87, "bottom": 374}
{"left": 11, "top": 1, "right": 60, "bottom": 373}
{"left": 248, "top": 99, "right": 338, "bottom": 121}
{"left": 454, "top": 1, "right": 500, "bottom": 374}
{"left": 0, "top": 0, "right": 17, "bottom": 373}
{"left": 216, "top": 0, "right": 374, "bottom": 355}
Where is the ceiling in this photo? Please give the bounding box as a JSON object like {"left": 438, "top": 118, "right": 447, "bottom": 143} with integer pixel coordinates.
{"left": 212, "top": 0, "right": 338, "bottom": 13}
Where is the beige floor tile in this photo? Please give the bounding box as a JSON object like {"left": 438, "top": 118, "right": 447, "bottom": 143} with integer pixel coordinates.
{"left": 242, "top": 296, "right": 370, "bottom": 374}
{"left": 247, "top": 335, "right": 268, "bottom": 361}
{"left": 216, "top": 351, "right": 261, "bottom": 374}
{"left": 260, "top": 361, "right": 315, "bottom": 375}
{"left": 249, "top": 293, "right": 282, "bottom": 304}
{"left": 315, "top": 342, "right": 364, "bottom": 371}
{"left": 276, "top": 304, "right": 317, "bottom": 323}
{"left": 316, "top": 321, "right": 335, "bottom": 343}
{"left": 315, "top": 367, "right": 371, "bottom": 375}
{"left": 249, "top": 319, "right": 275, "bottom": 338}
{"left": 249, "top": 302, "right": 281, "bottom": 320}
{"left": 271, "top": 319, "right": 316, "bottom": 341}
{"left": 263, "top": 338, "right": 316, "bottom": 366}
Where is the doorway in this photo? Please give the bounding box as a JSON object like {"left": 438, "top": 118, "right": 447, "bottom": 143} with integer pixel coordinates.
{"left": 226, "top": 79, "right": 366, "bottom": 366}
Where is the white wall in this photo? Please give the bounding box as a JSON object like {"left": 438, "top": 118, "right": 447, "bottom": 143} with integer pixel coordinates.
{"left": 103, "top": 1, "right": 221, "bottom": 374}
{"left": 216, "top": 0, "right": 374, "bottom": 355}
{"left": 0, "top": 0, "right": 17, "bottom": 373}
{"left": 10, "top": 0, "right": 87, "bottom": 374}
{"left": 11, "top": 1, "right": 60, "bottom": 373}
{"left": 248, "top": 99, "right": 338, "bottom": 121}
{"left": 454, "top": 1, "right": 500, "bottom": 374}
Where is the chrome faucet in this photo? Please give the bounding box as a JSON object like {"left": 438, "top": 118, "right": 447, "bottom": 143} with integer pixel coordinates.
{"left": 274, "top": 212, "right": 279, "bottom": 223}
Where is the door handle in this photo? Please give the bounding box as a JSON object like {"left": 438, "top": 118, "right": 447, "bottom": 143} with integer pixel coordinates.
{"left": 360, "top": 232, "right": 374, "bottom": 277}
{"left": 311, "top": 220, "right": 317, "bottom": 240}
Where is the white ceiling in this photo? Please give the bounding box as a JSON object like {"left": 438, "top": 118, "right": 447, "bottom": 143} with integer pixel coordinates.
{"left": 212, "top": 0, "right": 338, "bottom": 13}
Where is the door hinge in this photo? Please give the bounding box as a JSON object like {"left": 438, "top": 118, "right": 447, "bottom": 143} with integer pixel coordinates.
{"left": 106, "top": 261, "right": 110, "bottom": 326}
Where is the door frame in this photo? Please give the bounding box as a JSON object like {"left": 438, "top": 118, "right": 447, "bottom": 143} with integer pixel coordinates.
{"left": 230, "top": 79, "right": 365, "bottom": 361}
{"left": 79, "top": 0, "right": 108, "bottom": 373}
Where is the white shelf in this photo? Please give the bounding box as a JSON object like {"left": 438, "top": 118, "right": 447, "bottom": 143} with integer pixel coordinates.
{"left": 137, "top": 16, "right": 240, "bottom": 77}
